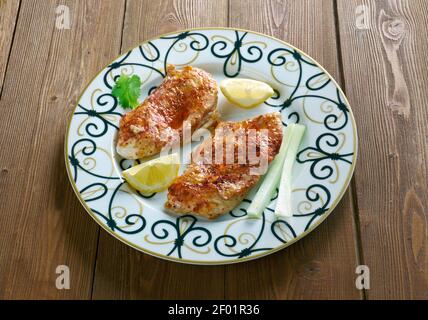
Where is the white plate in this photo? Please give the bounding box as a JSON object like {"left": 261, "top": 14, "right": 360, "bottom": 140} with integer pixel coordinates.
{"left": 65, "top": 28, "right": 357, "bottom": 265}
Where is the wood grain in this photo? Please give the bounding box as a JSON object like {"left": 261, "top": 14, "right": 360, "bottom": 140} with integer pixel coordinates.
{"left": 0, "top": 0, "right": 125, "bottom": 299}
{"left": 226, "top": 0, "right": 362, "bottom": 299}
{"left": 91, "top": 0, "right": 229, "bottom": 299}
{"left": 0, "top": 0, "right": 20, "bottom": 95}
{"left": 336, "top": 0, "right": 428, "bottom": 299}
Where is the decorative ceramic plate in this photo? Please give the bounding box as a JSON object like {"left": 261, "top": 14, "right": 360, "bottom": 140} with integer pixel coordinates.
{"left": 65, "top": 28, "right": 357, "bottom": 265}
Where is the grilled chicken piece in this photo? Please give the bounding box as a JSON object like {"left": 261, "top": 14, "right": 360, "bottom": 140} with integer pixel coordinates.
{"left": 166, "top": 112, "right": 283, "bottom": 219}
{"left": 117, "top": 65, "right": 218, "bottom": 159}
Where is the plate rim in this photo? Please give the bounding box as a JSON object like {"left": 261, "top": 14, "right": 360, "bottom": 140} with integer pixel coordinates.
{"left": 64, "top": 27, "right": 358, "bottom": 265}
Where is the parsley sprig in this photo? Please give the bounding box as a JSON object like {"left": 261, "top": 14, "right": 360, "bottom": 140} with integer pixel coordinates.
{"left": 111, "top": 74, "right": 142, "bottom": 109}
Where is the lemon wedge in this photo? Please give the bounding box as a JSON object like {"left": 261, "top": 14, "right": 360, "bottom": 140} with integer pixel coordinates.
{"left": 122, "top": 153, "right": 180, "bottom": 193}
{"left": 220, "top": 78, "right": 275, "bottom": 109}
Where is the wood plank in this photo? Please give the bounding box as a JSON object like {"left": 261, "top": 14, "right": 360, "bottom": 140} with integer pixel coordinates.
{"left": 225, "top": 0, "right": 362, "bottom": 299}
{"left": 336, "top": 0, "right": 428, "bottom": 299}
{"left": 92, "top": 0, "right": 229, "bottom": 299}
{"left": 0, "top": 0, "right": 125, "bottom": 299}
{"left": 0, "top": 0, "right": 20, "bottom": 95}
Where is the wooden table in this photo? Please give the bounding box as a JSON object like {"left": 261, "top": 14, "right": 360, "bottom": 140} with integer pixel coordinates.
{"left": 0, "top": 0, "right": 426, "bottom": 300}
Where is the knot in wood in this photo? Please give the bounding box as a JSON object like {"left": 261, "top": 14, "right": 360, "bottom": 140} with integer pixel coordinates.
{"left": 382, "top": 17, "right": 406, "bottom": 42}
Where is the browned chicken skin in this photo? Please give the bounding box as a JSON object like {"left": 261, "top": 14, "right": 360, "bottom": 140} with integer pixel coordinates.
{"left": 117, "top": 65, "right": 218, "bottom": 159}
{"left": 166, "top": 112, "right": 283, "bottom": 219}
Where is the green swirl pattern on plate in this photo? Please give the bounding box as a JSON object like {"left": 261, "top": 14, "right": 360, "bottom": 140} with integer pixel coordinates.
{"left": 65, "top": 28, "right": 357, "bottom": 265}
